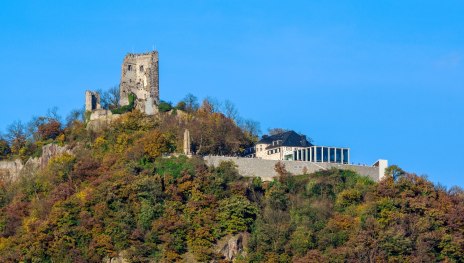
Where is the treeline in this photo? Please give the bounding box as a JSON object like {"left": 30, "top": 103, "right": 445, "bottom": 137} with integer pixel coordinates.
{"left": 0, "top": 107, "right": 79, "bottom": 162}
{"left": 0, "top": 91, "right": 260, "bottom": 162}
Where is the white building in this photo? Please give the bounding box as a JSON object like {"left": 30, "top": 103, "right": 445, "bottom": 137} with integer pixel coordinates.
{"left": 249, "top": 131, "right": 350, "bottom": 165}
{"left": 253, "top": 131, "right": 312, "bottom": 160}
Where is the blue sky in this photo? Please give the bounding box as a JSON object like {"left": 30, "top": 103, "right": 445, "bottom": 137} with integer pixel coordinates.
{"left": 0, "top": 1, "right": 463, "bottom": 187}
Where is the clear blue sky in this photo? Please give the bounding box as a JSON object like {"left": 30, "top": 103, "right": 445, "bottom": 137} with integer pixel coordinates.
{"left": 0, "top": 1, "right": 463, "bottom": 187}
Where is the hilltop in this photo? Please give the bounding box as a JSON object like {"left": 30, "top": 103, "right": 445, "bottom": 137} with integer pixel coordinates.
{"left": 0, "top": 97, "right": 463, "bottom": 262}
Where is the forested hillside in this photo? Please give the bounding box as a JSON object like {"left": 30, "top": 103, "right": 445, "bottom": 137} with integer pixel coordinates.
{"left": 0, "top": 97, "right": 463, "bottom": 262}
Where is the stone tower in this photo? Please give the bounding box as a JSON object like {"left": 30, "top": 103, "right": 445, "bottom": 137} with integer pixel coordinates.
{"left": 119, "top": 51, "right": 159, "bottom": 115}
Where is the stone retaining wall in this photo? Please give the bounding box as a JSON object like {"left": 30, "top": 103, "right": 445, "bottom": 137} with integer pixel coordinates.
{"left": 204, "top": 156, "right": 385, "bottom": 182}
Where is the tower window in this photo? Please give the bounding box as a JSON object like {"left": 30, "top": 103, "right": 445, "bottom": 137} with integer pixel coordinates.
{"left": 139, "top": 65, "right": 144, "bottom": 72}
{"left": 128, "top": 65, "right": 132, "bottom": 71}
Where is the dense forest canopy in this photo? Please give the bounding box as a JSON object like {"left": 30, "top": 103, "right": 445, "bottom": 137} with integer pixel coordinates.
{"left": 0, "top": 93, "right": 463, "bottom": 262}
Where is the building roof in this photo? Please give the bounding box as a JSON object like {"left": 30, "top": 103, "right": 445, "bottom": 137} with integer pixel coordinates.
{"left": 257, "top": 130, "right": 313, "bottom": 149}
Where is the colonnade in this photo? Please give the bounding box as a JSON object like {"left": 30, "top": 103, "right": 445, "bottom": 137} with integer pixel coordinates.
{"left": 293, "top": 146, "right": 349, "bottom": 164}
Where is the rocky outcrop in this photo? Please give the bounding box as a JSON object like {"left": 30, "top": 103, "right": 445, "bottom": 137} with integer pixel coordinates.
{"left": 0, "top": 159, "right": 23, "bottom": 182}
{"left": 25, "top": 143, "right": 71, "bottom": 171}
{"left": 217, "top": 232, "right": 249, "bottom": 261}
{"left": 0, "top": 144, "right": 71, "bottom": 182}
{"left": 103, "top": 251, "right": 129, "bottom": 263}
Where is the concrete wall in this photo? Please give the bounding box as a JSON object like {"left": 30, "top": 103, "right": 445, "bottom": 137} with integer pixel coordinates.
{"left": 120, "top": 51, "right": 159, "bottom": 115}
{"left": 204, "top": 156, "right": 384, "bottom": 182}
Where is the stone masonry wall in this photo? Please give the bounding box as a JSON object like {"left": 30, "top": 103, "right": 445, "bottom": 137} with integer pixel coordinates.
{"left": 204, "top": 156, "right": 383, "bottom": 182}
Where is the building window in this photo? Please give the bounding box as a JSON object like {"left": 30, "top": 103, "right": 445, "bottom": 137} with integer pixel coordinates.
{"left": 336, "top": 148, "right": 342, "bottom": 163}
{"left": 316, "top": 147, "right": 322, "bottom": 162}
{"left": 323, "top": 147, "right": 329, "bottom": 162}
{"left": 128, "top": 65, "right": 132, "bottom": 71}
{"left": 139, "top": 65, "right": 144, "bottom": 72}
{"left": 343, "top": 149, "right": 349, "bottom": 164}
{"left": 330, "top": 148, "right": 335, "bottom": 162}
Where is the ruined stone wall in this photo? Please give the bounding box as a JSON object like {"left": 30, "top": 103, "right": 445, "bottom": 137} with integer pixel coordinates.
{"left": 119, "top": 51, "right": 159, "bottom": 115}
{"left": 204, "top": 156, "right": 384, "bottom": 182}
{"left": 85, "top": 91, "right": 101, "bottom": 111}
{"left": 86, "top": 109, "right": 121, "bottom": 131}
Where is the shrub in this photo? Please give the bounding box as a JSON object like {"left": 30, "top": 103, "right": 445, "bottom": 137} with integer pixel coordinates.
{"left": 46, "top": 153, "right": 76, "bottom": 183}
{"left": 111, "top": 93, "right": 136, "bottom": 114}
{"left": 0, "top": 139, "right": 10, "bottom": 160}
{"left": 158, "top": 101, "right": 173, "bottom": 113}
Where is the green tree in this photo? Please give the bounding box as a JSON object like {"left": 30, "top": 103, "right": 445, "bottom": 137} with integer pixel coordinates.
{"left": 217, "top": 196, "right": 258, "bottom": 234}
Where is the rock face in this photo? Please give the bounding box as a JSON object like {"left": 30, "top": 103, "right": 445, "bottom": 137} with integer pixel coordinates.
{"left": 0, "top": 159, "right": 23, "bottom": 182}
{"left": 23, "top": 144, "right": 71, "bottom": 177}
{"left": 0, "top": 144, "right": 71, "bottom": 182}
{"left": 103, "top": 251, "right": 129, "bottom": 263}
{"left": 37, "top": 144, "right": 71, "bottom": 169}
{"left": 217, "top": 232, "right": 249, "bottom": 261}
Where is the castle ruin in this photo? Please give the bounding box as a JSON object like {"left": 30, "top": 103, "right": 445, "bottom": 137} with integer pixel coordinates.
{"left": 85, "top": 90, "right": 101, "bottom": 111}
{"left": 119, "top": 51, "right": 159, "bottom": 115}
{"left": 84, "top": 51, "right": 160, "bottom": 130}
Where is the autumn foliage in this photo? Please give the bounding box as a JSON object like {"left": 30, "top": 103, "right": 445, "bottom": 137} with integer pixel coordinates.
{"left": 0, "top": 102, "right": 463, "bottom": 262}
